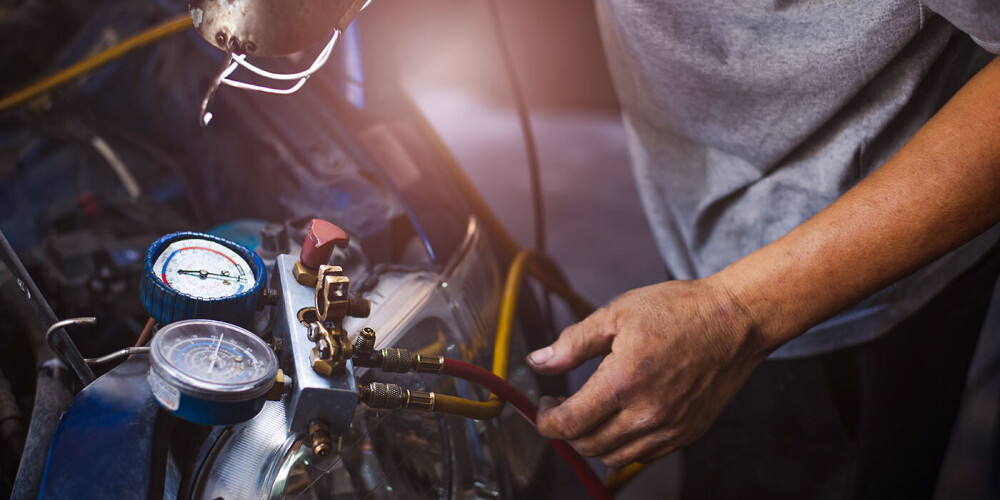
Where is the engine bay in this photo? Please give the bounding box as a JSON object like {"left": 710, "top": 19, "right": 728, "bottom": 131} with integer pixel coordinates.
{"left": 0, "top": 1, "right": 580, "bottom": 497}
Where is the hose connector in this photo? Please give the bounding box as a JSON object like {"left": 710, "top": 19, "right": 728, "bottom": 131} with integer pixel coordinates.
{"left": 307, "top": 419, "right": 332, "bottom": 456}
{"left": 412, "top": 354, "right": 445, "bottom": 374}
{"left": 358, "top": 382, "right": 406, "bottom": 410}
{"left": 358, "top": 382, "right": 435, "bottom": 412}
{"left": 405, "top": 390, "right": 435, "bottom": 412}
{"left": 354, "top": 326, "right": 376, "bottom": 355}
{"left": 378, "top": 348, "right": 412, "bottom": 373}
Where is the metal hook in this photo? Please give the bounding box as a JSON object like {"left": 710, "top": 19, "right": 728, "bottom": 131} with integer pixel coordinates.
{"left": 46, "top": 317, "right": 97, "bottom": 383}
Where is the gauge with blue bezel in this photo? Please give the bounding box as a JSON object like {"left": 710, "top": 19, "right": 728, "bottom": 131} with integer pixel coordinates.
{"left": 149, "top": 319, "right": 277, "bottom": 425}
{"left": 141, "top": 232, "right": 266, "bottom": 326}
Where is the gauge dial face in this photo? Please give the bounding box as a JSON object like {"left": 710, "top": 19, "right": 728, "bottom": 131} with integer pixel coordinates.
{"left": 152, "top": 238, "right": 253, "bottom": 300}
{"left": 155, "top": 320, "right": 276, "bottom": 389}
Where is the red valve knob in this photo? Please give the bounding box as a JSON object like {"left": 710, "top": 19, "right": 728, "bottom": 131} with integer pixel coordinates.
{"left": 299, "top": 219, "right": 349, "bottom": 269}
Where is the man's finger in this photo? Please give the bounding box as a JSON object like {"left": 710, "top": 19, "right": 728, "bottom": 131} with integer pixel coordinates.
{"left": 527, "top": 307, "right": 617, "bottom": 375}
{"left": 599, "top": 430, "right": 679, "bottom": 469}
{"left": 536, "top": 359, "right": 623, "bottom": 440}
{"left": 568, "top": 407, "right": 662, "bottom": 457}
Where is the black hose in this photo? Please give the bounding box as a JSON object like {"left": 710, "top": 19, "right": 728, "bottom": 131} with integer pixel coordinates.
{"left": 0, "top": 366, "right": 26, "bottom": 491}
{"left": 0, "top": 239, "right": 81, "bottom": 498}
{"left": 0, "top": 230, "right": 94, "bottom": 383}
{"left": 9, "top": 360, "right": 74, "bottom": 500}
{"left": 485, "top": 0, "right": 546, "bottom": 252}
{"left": 0, "top": 264, "right": 56, "bottom": 368}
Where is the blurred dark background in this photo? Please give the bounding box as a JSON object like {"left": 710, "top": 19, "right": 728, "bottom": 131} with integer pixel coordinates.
{"left": 358, "top": 0, "right": 619, "bottom": 110}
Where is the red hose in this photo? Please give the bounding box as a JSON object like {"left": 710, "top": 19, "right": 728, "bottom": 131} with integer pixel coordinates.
{"left": 441, "top": 358, "right": 612, "bottom": 500}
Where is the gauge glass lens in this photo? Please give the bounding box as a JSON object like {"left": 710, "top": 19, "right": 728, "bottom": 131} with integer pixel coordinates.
{"left": 157, "top": 322, "right": 274, "bottom": 387}
{"left": 152, "top": 238, "right": 253, "bottom": 299}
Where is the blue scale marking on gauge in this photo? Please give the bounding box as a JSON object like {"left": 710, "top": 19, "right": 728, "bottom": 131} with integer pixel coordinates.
{"left": 176, "top": 343, "right": 250, "bottom": 382}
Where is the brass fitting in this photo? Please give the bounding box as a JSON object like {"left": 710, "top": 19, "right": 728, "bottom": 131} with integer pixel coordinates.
{"left": 315, "top": 265, "right": 350, "bottom": 322}
{"left": 358, "top": 382, "right": 406, "bottom": 410}
{"left": 293, "top": 260, "right": 320, "bottom": 288}
{"left": 358, "top": 382, "right": 435, "bottom": 412}
{"left": 354, "top": 327, "right": 376, "bottom": 355}
{"left": 412, "top": 354, "right": 445, "bottom": 374}
{"left": 309, "top": 323, "right": 354, "bottom": 376}
{"left": 307, "top": 420, "right": 332, "bottom": 457}
{"left": 404, "top": 390, "right": 436, "bottom": 412}
{"left": 378, "top": 348, "right": 413, "bottom": 373}
{"left": 266, "top": 369, "right": 290, "bottom": 401}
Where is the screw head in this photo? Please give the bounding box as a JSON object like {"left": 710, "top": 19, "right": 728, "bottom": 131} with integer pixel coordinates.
{"left": 244, "top": 41, "right": 256, "bottom": 53}
{"left": 214, "top": 32, "right": 226, "bottom": 46}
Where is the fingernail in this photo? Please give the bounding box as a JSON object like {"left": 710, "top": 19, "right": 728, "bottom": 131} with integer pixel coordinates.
{"left": 528, "top": 346, "right": 553, "bottom": 366}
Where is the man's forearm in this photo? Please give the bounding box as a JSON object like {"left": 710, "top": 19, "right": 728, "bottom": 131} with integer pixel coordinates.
{"left": 716, "top": 56, "right": 1000, "bottom": 351}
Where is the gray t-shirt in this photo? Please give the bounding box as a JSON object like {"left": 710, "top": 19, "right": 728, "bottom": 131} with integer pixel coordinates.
{"left": 595, "top": 0, "right": 1000, "bottom": 358}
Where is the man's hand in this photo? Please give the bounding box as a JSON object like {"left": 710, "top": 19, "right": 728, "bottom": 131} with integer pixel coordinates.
{"left": 528, "top": 277, "right": 770, "bottom": 467}
{"left": 527, "top": 57, "right": 1000, "bottom": 469}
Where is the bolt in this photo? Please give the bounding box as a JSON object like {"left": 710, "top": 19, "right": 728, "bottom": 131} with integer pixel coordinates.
{"left": 306, "top": 323, "right": 322, "bottom": 342}
{"left": 215, "top": 32, "right": 226, "bottom": 46}
{"left": 262, "top": 288, "right": 279, "bottom": 306}
{"left": 308, "top": 420, "right": 332, "bottom": 457}
{"left": 244, "top": 41, "right": 256, "bottom": 54}
{"left": 317, "top": 339, "right": 331, "bottom": 359}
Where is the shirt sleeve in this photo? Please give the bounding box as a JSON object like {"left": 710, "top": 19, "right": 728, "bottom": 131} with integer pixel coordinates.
{"left": 922, "top": 0, "right": 1000, "bottom": 54}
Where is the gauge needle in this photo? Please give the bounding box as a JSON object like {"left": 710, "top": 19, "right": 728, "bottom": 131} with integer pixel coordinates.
{"left": 177, "top": 269, "right": 246, "bottom": 282}
{"left": 209, "top": 333, "right": 224, "bottom": 373}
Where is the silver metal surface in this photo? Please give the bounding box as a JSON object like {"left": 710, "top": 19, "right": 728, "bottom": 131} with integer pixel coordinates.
{"left": 189, "top": 0, "right": 368, "bottom": 56}
{"left": 45, "top": 317, "right": 97, "bottom": 381}
{"left": 275, "top": 254, "right": 358, "bottom": 434}
{"left": 85, "top": 346, "right": 150, "bottom": 365}
{"left": 195, "top": 401, "right": 294, "bottom": 500}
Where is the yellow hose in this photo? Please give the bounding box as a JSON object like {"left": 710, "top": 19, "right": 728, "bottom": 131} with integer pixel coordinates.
{"left": 0, "top": 14, "right": 194, "bottom": 114}
{"left": 605, "top": 462, "right": 645, "bottom": 494}
{"left": 434, "top": 394, "right": 505, "bottom": 420}
{"left": 492, "top": 249, "right": 594, "bottom": 378}
{"left": 434, "top": 250, "right": 597, "bottom": 421}
{"left": 495, "top": 250, "right": 649, "bottom": 491}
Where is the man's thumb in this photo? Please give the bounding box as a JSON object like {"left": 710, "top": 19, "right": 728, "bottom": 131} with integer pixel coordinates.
{"left": 527, "top": 313, "right": 615, "bottom": 375}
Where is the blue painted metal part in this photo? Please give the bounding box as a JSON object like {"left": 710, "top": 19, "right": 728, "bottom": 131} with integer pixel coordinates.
{"left": 39, "top": 358, "right": 171, "bottom": 499}
{"left": 207, "top": 219, "right": 271, "bottom": 251}
{"left": 140, "top": 231, "right": 266, "bottom": 327}
{"left": 162, "top": 390, "right": 266, "bottom": 427}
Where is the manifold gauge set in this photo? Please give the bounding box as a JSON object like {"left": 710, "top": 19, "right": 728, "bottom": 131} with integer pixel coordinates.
{"left": 134, "top": 220, "right": 368, "bottom": 429}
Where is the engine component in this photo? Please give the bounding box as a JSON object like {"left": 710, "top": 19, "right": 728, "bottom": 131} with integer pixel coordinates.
{"left": 148, "top": 319, "right": 278, "bottom": 425}
{"left": 189, "top": 0, "right": 366, "bottom": 56}
{"left": 140, "top": 232, "right": 266, "bottom": 326}
{"left": 306, "top": 322, "right": 353, "bottom": 376}
{"left": 293, "top": 219, "right": 350, "bottom": 288}
{"left": 351, "top": 327, "right": 445, "bottom": 374}
{"left": 37, "top": 358, "right": 170, "bottom": 500}
{"left": 307, "top": 419, "right": 332, "bottom": 456}
{"left": 274, "top": 254, "right": 359, "bottom": 435}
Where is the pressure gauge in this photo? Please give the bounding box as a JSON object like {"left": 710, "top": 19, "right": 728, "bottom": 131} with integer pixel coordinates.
{"left": 141, "top": 232, "right": 266, "bottom": 326}
{"left": 148, "top": 319, "right": 278, "bottom": 425}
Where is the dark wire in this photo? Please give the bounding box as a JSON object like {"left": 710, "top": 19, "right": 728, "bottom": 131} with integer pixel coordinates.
{"left": 485, "top": 0, "right": 557, "bottom": 334}
{"left": 485, "top": 0, "right": 545, "bottom": 252}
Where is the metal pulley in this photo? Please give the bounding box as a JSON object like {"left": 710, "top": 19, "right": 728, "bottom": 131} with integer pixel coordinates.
{"left": 190, "top": 0, "right": 370, "bottom": 56}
